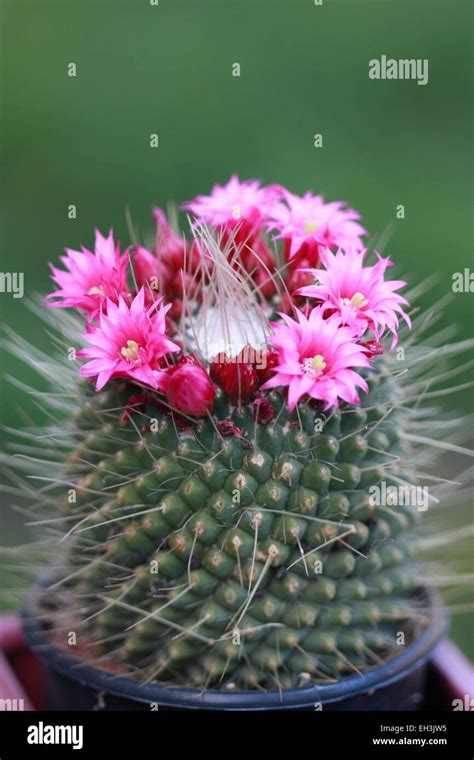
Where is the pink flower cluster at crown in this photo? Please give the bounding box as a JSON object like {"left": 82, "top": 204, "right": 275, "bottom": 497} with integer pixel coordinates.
{"left": 45, "top": 176, "right": 411, "bottom": 416}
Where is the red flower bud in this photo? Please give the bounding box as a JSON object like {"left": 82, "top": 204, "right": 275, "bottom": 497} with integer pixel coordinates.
{"left": 173, "top": 269, "right": 200, "bottom": 300}
{"left": 286, "top": 238, "right": 320, "bottom": 268}
{"left": 255, "top": 349, "right": 279, "bottom": 384}
{"left": 167, "top": 364, "right": 215, "bottom": 417}
{"left": 237, "top": 344, "right": 259, "bottom": 365}
{"left": 169, "top": 298, "right": 183, "bottom": 322}
{"left": 165, "top": 315, "right": 176, "bottom": 336}
{"left": 254, "top": 266, "right": 277, "bottom": 299}
{"left": 220, "top": 362, "right": 258, "bottom": 406}
{"left": 209, "top": 354, "right": 229, "bottom": 384}
{"left": 288, "top": 268, "right": 314, "bottom": 293}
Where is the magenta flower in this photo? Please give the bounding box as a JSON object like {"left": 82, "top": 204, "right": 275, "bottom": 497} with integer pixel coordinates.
{"left": 182, "top": 175, "right": 276, "bottom": 233}
{"left": 153, "top": 207, "right": 187, "bottom": 271}
{"left": 133, "top": 245, "right": 158, "bottom": 285}
{"left": 77, "top": 288, "right": 179, "bottom": 391}
{"left": 267, "top": 187, "right": 367, "bottom": 260}
{"left": 46, "top": 230, "right": 130, "bottom": 317}
{"left": 297, "top": 249, "right": 411, "bottom": 346}
{"left": 133, "top": 245, "right": 173, "bottom": 297}
{"left": 261, "top": 307, "right": 371, "bottom": 410}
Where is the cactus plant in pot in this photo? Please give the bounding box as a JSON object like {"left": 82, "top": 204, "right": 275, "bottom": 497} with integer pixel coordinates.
{"left": 4, "top": 177, "right": 471, "bottom": 710}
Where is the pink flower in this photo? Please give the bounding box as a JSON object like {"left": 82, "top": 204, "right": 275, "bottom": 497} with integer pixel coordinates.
{"left": 78, "top": 288, "right": 179, "bottom": 391}
{"left": 261, "top": 307, "right": 371, "bottom": 411}
{"left": 182, "top": 175, "right": 276, "bottom": 235}
{"left": 267, "top": 187, "right": 367, "bottom": 260}
{"left": 296, "top": 249, "right": 411, "bottom": 346}
{"left": 133, "top": 245, "right": 159, "bottom": 284}
{"left": 46, "top": 229, "right": 130, "bottom": 317}
{"left": 166, "top": 363, "right": 215, "bottom": 417}
{"left": 153, "top": 207, "right": 188, "bottom": 272}
{"left": 133, "top": 211, "right": 202, "bottom": 304}
{"left": 182, "top": 176, "right": 281, "bottom": 296}
{"left": 133, "top": 245, "right": 173, "bottom": 297}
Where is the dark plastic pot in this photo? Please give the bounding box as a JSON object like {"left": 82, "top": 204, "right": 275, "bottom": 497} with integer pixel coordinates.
{"left": 21, "top": 579, "right": 448, "bottom": 711}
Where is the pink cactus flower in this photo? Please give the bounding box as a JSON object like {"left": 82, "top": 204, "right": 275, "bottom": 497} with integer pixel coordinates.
{"left": 296, "top": 249, "right": 411, "bottom": 346}
{"left": 133, "top": 245, "right": 160, "bottom": 285}
{"left": 267, "top": 187, "right": 367, "bottom": 261}
{"left": 46, "top": 229, "right": 130, "bottom": 317}
{"left": 182, "top": 176, "right": 281, "bottom": 296}
{"left": 78, "top": 288, "right": 179, "bottom": 391}
{"left": 153, "top": 207, "right": 189, "bottom": 272}
{"left": 166, "top": 363, "right": 215, "bottom": 417}
{"left": 133, "top": 245, "right": 173, "bottom": 297}
{"left": 133, "top": 212, "right": 202, "bottom": 304}
{"left": 182, "top": 175, "right": 276, "bottom": 235}
{"left": 261, "top": 307, "right": 371, "bottom": 410}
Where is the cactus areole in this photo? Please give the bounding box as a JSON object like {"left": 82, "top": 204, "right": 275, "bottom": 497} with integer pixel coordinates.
{"left": 12, "top": 177, "right": 461, "bottom": 708}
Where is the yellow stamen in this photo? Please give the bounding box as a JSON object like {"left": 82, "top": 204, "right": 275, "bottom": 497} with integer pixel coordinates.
{"left": 302, "top": 354, "right": 327, "bottom": 376}
{"left": 303, "top": 220, "right": 319, "bottom": 235}
{"left": 350, "top": 292, "right": 369, "bottom": 308}
{"left": 121, "top": 340, "right": 140, "bottom": 362}
{"left": 87, "top": 285, "right": 105, "bottom": 296}
{"left": 311, "top": 354, "right": 326, "bottom": 371}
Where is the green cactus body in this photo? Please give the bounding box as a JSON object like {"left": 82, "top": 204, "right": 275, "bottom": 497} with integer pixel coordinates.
{"left": 4, "top": 188, "right": 469, "bottom": 696}
{"left": 60, "top": 362, "right": 424, "bottom": 691}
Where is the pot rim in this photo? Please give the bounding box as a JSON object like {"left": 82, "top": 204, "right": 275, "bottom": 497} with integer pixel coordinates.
{"left": 21, "top": 576, "right": 448, "bottom": 710}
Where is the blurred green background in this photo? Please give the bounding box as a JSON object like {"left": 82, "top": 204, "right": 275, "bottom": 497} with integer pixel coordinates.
{"left": 0, "top": 0, "right": 472, "bottom": 655}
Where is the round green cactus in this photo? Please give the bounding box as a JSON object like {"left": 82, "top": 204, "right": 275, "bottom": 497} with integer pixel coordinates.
{"left": 2, "top": 180, "right": 471, "bottom": 695}
{"left": 45, "top": 352, "right": 428, "bottom": 691}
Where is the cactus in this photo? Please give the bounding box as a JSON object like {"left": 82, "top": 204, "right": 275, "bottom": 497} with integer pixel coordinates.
{"left": 2, "top": 177, "right": 472, "bottom": 692}
{"left": 62, "top": 368, "right": 423, "bottom": 689}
